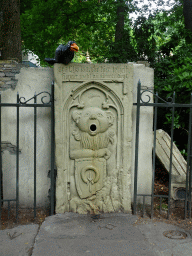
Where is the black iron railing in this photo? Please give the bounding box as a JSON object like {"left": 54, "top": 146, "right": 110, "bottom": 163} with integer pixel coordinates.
{"left": 0, "top": 82, "right": 55, "bottom": 223}
{"left": 133, "top": 80, "right": 192, "bottom": 219}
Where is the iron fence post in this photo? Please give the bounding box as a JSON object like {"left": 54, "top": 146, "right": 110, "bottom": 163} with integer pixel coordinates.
{"left": 151, "top": 92, "right": 158, "bottom": 219}
{"left": 167, "top": 92, "right": 175, "bottom": 219}
{"left": 133, "top": 80, "right": 141, "bottom": 215}
{"left": 16, "top": 93, "right": 20, "bottom": 222}
{"left": 50, "top": 81, "right": 55, "bottom": 215}
{"left": 34, "top": 92, "right": 37, "bottom": 219}
{"left": 185, "top": 94, "right": 192, "bottom": 218}
{"left": 0, "top": 92, "right": 1, "bottom": 224}
{"left": 188, "top": 94, "right": 192, "bottom": 218}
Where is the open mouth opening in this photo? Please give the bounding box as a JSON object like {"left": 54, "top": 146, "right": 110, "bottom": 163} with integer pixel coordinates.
{"left": 90, "top": 124, "right": 97, "bottom": 132}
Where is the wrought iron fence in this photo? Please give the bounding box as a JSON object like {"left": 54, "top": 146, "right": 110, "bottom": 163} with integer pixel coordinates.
{"left": 0, "top": 82, "right": 55, "bottom": 223}
{"left": 2, "top": 79, "right": 191, "bottom": 223}
{"left": 133, "top": 80, "right": 192, "bottom": 219}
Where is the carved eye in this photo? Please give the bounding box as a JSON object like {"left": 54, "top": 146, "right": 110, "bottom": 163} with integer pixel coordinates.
{"left": 84, "top": 112, "right": 90, "bottom": 117}
{"left": 97, "top": 113, "right": 103, "bottom": 117}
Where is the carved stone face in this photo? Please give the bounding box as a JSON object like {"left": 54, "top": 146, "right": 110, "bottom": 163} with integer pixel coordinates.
{"left": 72, "top": 107, "right": 114, "bottom": 136}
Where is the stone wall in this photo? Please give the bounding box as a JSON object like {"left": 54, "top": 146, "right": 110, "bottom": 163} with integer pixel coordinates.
{"left": 1, "top": 62, "right": 154, "bottom": 209}
{"left": 1, "top": 66, "right": 53, "bottom": 208}
{"left": 0, "top": 60, "right": 23, "bottom": 90}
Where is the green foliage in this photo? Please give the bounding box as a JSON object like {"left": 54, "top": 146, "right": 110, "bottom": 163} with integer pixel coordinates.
{"left": 164, "top": 112, "right": 180, "bottom": 129}
{"left": 132, "top": 15, "right": 157, "bottom": 62}
{"left": 154, "top": 43, "right": 192, "bottom": 101}
{"left": 20, "top": 0, "right": 192, "bottom": 94}
{"left": 20, "top": 0, "right": 121, "bottom": 64}
{"left": 20, "top": 0, "right": 192, "bottom": 154}
{"left": 156, "top": 203, "right": 168, "bottom": 211}
{"left": 127, "top": 2, "right": 192, "bottom": 156}
{"left": 150, "top": 6, "right": 192, "bottom": 147}
{"left": 20, "top": 0, "right": 141, "bottom": 64}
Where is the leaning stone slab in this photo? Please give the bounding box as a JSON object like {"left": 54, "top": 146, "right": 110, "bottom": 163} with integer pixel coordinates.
{"left": 156, "top": 129, "right": 187, "bottom": 181}
{"left": 156, "top": 129, "right": 188, "bottom": 200}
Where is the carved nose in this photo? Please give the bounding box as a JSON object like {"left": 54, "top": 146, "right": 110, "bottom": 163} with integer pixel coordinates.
{"left": 90, "top": 114, "right": 96, "bottom": 120}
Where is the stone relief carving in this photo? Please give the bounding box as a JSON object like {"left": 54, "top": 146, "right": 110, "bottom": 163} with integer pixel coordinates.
{"left": 54, "top": 64, "right": 137, "bottom": 215}
{"left": 54, "top": 65, "right": 133, "bottom": 214}
{"left": 70, "top": 107, "right": 115, "bottom": 160}
{"left": 68, "top": 84, "right": 122, "bottom": 213}
{"left": 70, "top": 107, "right": 115, "bottom": 199}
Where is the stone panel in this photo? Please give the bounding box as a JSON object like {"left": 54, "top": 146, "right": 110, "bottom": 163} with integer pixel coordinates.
{"left": 54, "top": 63, "right": 133, "bottom": 214}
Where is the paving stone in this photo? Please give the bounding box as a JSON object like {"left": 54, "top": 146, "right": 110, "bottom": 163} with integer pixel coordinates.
{"left": 0, "top": 224, "right": 39, "bottom": 256}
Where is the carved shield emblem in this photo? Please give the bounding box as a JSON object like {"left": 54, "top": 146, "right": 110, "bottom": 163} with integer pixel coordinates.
{"left": 75, "top": 158, "right": 106, "bottom": 199}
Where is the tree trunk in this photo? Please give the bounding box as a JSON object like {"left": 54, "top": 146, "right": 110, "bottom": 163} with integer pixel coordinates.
{"left": 112, "top": 0, "right": 125, "bottom": 63}
{"left": 0, "top": 0, "right": 22, "bottom": 62}
{"left": 115, "top": 0, "right": 125, "bottom": 44}
{"left": 183, "top": 0, "right": 192, "bottom": 40}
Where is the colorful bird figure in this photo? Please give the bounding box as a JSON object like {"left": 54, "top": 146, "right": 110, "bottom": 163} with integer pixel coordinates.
{"left": 44, "top": 41, "right": 79, "bottom": 65}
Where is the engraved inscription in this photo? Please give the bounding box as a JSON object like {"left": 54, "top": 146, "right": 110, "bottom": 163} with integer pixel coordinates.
{"left": 62, "top": 64, "right": 131, "bottom": 81}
